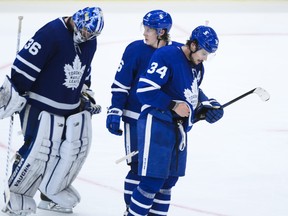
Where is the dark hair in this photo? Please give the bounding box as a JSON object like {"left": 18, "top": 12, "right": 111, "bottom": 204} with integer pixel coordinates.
{"left": 158, "top": 29, "right": 170, "bottom": 42}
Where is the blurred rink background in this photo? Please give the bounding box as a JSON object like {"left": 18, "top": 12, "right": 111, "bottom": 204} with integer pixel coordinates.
{"left": 0, "top": 0, "right": 288, "bottom": 215}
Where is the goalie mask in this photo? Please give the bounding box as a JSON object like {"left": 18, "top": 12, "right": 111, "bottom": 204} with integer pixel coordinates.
{"left": 190, "top": 25, "right": 219, "bottom": 53}
{"left": 72, "top": 7, "right": 104, "bottom": 44}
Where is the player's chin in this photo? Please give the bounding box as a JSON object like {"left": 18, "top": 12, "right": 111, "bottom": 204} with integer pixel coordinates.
{"left": 145, "top": 39, "right": 151, "bottom": 45}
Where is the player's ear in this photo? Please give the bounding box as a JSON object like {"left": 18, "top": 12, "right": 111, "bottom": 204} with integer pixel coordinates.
{"left": 159, "top": 29, "right": 165, "bottom": 36}
{"left": 190, "top": 41, "right": 197, "bottom": 52}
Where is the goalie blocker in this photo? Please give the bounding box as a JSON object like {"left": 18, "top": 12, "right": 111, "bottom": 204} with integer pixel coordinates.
{"left": 3, "top": 110, "right": 92, "bottom": 215}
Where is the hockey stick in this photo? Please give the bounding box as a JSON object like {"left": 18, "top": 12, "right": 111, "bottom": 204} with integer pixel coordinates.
{"left": 115, "top": 150, "right": 139, "bottom": 164}
{"left": 195, "top": 87, "right": 270, "bottom": 121}
{"left": 3, "top": 15, "right": 23, "bottom": 206}
{"left": 221, "top": 87, "right": 270, "bottom": 108}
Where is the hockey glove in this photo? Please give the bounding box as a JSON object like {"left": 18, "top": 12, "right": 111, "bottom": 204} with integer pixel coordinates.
{"left": 80, "top": 90, "right": 101, "bottom": 115}
{"left": 0, "top": 75, "right": 27, "bottom": 119}
{"left": 106, "top": 107, "right": 123, "bottom": 136}
{"left": 194, "top": 98, "right": 224, "bottom": 124}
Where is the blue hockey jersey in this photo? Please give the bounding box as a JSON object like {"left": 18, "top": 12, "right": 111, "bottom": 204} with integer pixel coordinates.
{"left": 11, "top": 17, "right": 97, "bottom": 116}
{"left": 110, "top": 40, "right": 182, "bottom": 124}
{"left": 137, "top": 45, "right": 205, "bottom": 132}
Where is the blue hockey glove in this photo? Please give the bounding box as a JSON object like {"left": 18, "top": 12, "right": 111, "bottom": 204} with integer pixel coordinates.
{"left": 194, "top": 98, "right": 224, "bottom": 124}
{"left": 106, "top": 107, "right": 123, "bottom": 136}
{"left": 80, "top": 91, "right": 101, "bottom": 115}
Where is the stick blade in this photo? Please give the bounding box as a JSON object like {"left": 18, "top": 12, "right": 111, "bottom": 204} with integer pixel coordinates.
{"left": 254, "top": 87, "right": 270, "bottom": 101}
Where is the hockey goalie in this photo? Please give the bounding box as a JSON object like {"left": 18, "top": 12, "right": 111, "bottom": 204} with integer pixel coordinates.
{"left": 1, "top": 6, "right": 103, "bottom": 215}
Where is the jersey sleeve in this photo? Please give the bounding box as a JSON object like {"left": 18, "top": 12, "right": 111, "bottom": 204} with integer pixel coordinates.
{"left": 136, "top": 49, "right": 172, "bottom": 111}
{"left": 11, "top": 22, "right": 56, "bottom": 94}
{"left": 84, "top": 66, "right": 92, "bottom": 88}
{"left": 110, "top": 42, "right": 139, "bottom": 110}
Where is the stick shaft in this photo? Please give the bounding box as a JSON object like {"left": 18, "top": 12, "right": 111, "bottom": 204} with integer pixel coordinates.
{"left": 221, "top": 88, "right": 256, "bottom": 108}
{"left": 4, "top": 15, "right": 24, "bottom": 206}
{"left": 16, "top": 16, "right": 23, "bottom": 54}
{"left": 194, "top": 87, "right": 263, "bottom": 122}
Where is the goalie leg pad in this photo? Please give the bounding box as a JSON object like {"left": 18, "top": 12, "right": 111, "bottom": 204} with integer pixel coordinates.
{"left": 38, "top": 185, "right": 80, "bottom": 210}
{"left": 6, "top": 111, "right": 64, "bottom": 213}
{"left": 9, "top": 111, "right": 64, "bottom": 195}
{"left": 2, "top": 192, "right": 36, "bottom": 215}
{"left": 39, "top": 111, "right": 92, "bottom": 208}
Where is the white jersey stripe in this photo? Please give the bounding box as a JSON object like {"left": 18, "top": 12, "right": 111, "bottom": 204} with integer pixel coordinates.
{"left": 138, "top": 77, "right": 160, "bottom": 88}
{"left": 125, "top": 123, "right": 132, "bottom": 163}
{"left": 123, "top": 109, "right": 140, "bottom": 120}
{"left": 16, "top": 54, "right": 41, "bottom": 73}
{"left": 141, "top": 113, "right": 152, "bottom": 176}
{"left": 111, "top": 87, "right": 128, "bottom": 94}
{"left": 137, "top": 86, "right": 157, "bottom": 93}
{"left": 113, "top": 80, "right": 131, "bottom": 90}
{"left": 11, "top": 65, "right": 36, "bottom": 82}
{"left": 29, "top": 92, "right": 80, "bottom": 110}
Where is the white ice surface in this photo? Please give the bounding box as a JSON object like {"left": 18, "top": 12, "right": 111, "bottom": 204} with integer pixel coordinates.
{"left": 0, "top": 1, "right": 288, "bottom": 215}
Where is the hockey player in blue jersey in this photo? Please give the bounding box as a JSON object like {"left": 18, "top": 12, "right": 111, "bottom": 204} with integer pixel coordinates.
{"left": 126, "top": 25, "right": 224, "bottom": 216}
{"left": 106, "top": 10, "right": 182, "bottom": 215}
{"left": 0, "top": 7, "right": 104, "bottom": 215}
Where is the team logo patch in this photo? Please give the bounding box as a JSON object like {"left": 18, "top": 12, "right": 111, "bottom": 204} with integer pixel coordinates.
{"left": 63, "top": 55, "right": 86, "bottom": 90}
{"left": 183, "top": 78, "right": 198, "bottom": 109}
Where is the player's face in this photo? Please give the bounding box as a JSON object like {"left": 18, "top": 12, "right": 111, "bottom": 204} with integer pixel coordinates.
{"left": 191, "top": 49, "right": 210, "bottom": 65}
{"left": 81, "top": 28, "right": 97, "bottom": 41}
{"left": 74, "top": 28, "right": 96, "bottom": 44}
{"left": 143, "top": 26, "right": 158, "bottom": 47}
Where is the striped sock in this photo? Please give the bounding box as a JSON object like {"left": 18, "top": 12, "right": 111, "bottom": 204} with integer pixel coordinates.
{"left": 149, "top": 188, "right": 171, "bottom": 215}
{"left": 124, "top": 171, "right": 141, "bottom": 206}
{"left": 127, "top": 186, "right": 155, "bottom": 216}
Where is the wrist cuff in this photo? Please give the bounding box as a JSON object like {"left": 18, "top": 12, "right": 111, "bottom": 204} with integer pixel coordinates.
{"left": 168, "top": 101, "right": 177, "bottom": 110}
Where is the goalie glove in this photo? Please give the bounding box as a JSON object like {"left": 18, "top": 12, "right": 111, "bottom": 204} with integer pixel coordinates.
{"left": 80, "top": 89, "right": 101, "bottom": 115}
{"left": 0, "top": 75, "right": 27, "bottom": 119}
{"left": 194, "top": 98, "right": 224, "bottom": 124}
{"left": 106, "top": 107, "right": 123, "bottom": 136}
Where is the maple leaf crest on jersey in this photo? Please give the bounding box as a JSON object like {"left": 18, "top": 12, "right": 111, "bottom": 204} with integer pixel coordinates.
{"left": 63, "top": 55, "right": 86, "bottom": 90}
{"left": 184, "top": 78, "right": 199, "bottom": 109}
